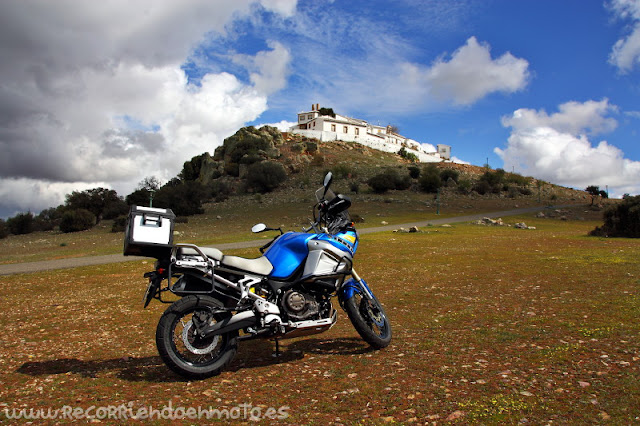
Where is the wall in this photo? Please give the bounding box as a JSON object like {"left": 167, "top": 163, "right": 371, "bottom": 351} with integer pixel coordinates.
{"left": 291, "top": 129, "right": 443, "bottom": 163}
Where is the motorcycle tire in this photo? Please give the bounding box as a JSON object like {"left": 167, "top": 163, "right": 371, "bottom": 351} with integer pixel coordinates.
{"left": 344, "top": 291, "right": 392, "bottom": 349}
{"left": 156, "top": 295, "right": 238, "bottom": 379}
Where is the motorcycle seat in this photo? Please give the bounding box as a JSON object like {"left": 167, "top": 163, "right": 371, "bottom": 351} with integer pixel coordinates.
{"left": 220, "top": 255, "right": 274, "bottom": 276}
{"left": 176, "top": 246, "right": 223, "bottom": 261}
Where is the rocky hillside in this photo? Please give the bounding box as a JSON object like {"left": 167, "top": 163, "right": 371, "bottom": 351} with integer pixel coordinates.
{"left": 178, "top": 125, "right": 589, "bottom": 203}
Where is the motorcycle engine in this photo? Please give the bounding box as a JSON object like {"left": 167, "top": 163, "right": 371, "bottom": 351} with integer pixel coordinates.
{"left": 282, "top": 289, "right": 319, "bottom": 321}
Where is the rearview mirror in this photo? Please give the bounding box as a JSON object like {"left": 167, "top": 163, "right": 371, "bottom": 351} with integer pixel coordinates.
{"left": 323, "top": 172, "right": 333, "bottom": 196}
{"left": 251, "top": 223, "right": 267, "bottom": 233}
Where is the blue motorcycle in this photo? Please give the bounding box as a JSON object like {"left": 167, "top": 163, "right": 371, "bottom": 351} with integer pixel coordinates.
{"left": 132, "top": 172, "right": 391, "bottom": 379}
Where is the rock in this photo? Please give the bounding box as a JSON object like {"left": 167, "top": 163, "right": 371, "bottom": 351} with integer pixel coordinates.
{"left": 446, "top": 410, "right": 465, "bottom": 421}
{"left": 381, "top": 221, "right": 388, "bottom": 225}
{"left": 475, "top": 217, "right": 505, "bottom": 226}
{"left": 409, "top": 226, "right": 419, "bottom": 233}
{"left": 535, "top": 212, "right": 546, "bottom": 218}
{"left": 441, "top": 224, "right": 452, "bottom": 228}
{"left": 514, "top": 222, "right": 528, "bottom": 229}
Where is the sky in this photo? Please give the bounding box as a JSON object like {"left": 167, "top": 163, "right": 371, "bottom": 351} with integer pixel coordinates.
{"left": 1, "top": 0, "right": 640, "bottom": 218}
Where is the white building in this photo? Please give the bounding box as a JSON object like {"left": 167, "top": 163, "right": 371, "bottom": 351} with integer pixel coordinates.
{"left": 290, "top": 104, "right": 450, "bottom": 163}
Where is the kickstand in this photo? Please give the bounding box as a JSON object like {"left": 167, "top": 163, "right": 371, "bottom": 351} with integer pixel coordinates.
{"left": 272, "top": 338, "right": 281, "bottom": 358}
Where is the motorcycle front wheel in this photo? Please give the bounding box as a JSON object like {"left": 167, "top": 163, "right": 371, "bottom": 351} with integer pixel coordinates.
{"left": 344, "top": 291, "right": 392, "bottom": 349}
{"left": 155, "top": 295, "right": 237, "bottom": 379}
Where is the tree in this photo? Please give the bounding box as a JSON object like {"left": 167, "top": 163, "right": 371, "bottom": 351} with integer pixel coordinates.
{"left": 126, "top": 177, "right": 163, "bottom": 207}
{"left": 137, "top": 176, "right": 162, "bottom": 191}
{"left": 153, "top": 181, "right": 208, "bottom": 216}
{"left": 65, "top": 187, "right": 124, "bottom": 224}
{"left": 586, "top": 185, "right": 605, "bottom": 206}
{"left": 318, "top": 107, "right": 336, "bottom": 118}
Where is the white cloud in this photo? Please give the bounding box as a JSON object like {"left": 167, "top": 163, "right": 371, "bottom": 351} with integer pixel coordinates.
{"left": 233, "top": 41, "right": 291, "bottom": 95}
{"left": 451, "top": 156, "right": 471, "bottom": 165}
{"left": 326, "top": 36, "right": 529, "bottom": 113}
{"left": 0, "top": 1, "right": 295, "bottom": 216}
{"left": 496, "top": 99, "right": 640, "bottom": 196}
{"left": 609, "top": 0, "right": 640, "bottom": 73}
{"left": 423, "top": 37, "right": 530, "bottom": 105}
{"left": 257, "top": 120, "right": 298, "bottom": 132}
{"left": 0, "top": 178, "right": 108, "bottom": 217}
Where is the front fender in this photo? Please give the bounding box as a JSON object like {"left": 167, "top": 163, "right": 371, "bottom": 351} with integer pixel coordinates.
{"left": 339, "top": 277, "right": 374, "bottom": 302}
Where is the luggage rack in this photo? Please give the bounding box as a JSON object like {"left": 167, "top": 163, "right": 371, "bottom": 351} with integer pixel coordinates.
{"left": 167, "top": 243, "right": 217, "bottom": 294}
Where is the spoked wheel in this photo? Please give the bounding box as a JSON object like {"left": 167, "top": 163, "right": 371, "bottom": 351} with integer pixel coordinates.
{"left": 156, "top": 295, "right": 237, "bottom": 379}
{"left": 344, "top": 291, "right": 392, "bottom": 349}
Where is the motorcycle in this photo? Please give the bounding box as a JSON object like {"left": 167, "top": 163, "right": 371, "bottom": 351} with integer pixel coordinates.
{"left": 128, "top": 172, "right": 391, "bottom": 379}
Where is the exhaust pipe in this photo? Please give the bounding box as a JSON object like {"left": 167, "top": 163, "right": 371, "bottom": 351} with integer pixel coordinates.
{"left": 201, "top": 310, "right": 257, "bottom": 338}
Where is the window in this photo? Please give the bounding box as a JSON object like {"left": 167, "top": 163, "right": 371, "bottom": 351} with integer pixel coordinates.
{"left": 355, "top": 128, "right": 360, "bottom": 136}
{"left": 308, "top": 114, "right": 313, "bottom": 120}
{"left": 331, "top": 124, "right": 336, "bottom": 132}
{"left": 343, "top": 126, "right": 348, "bottom": 133}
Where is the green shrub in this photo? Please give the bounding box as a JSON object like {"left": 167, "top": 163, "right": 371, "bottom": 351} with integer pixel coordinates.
{"left": 473, "top": 180, "right": 492, "bottom": 195}
{"left": 398, "top": 147, "right": 418, "bottom": 162}
{"left": 246, "top": 161, "right": 287, "bottom": 193}
{"left": 440, "top": 168, "right": 459, "bottom": 183}
{"left": 0, "top": 219, "right": 8, "bottom": 239}
{"left": 211, "top": 179, "right": 232, "bottom": 202}
{"left": 418, "top": 164, "right": 442, "bottom": 193}
{"left": 506, "top": 172, "right": 532, "bottom": 186}
{"left": 457, "top": 179, "right": 472, "bottom": 194}
{"left": 408, "top": 166, "right": 420, "bottom": 179}
{"left": 478, "top": 169, "right": 506, "bottom": 192}
{"left": 332, "top": 163, "right": 353, "bottom": 180}
{"left": 60, "top": 209, "right": 96, "bottom": 233}
{"left": 7, "top": 212, "right": 34, "bottom": 235}
{"left": 590, "top": 195, "right": 640, "bottom": 238}
{"left": 368, "top": 168, "right": 411, "bottom": 193}
{"left": 111, "top": 215, "right": 127, "bottom": 233}
{"left": 306, "top": 141, "right": 318, "bottom": 153}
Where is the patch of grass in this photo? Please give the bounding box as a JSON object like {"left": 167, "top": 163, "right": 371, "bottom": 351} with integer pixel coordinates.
{"left": 0, "top": 211, "right": 639, "bottom": 423}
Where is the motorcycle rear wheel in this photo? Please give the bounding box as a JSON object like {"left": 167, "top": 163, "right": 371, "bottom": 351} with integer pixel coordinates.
{"left": 344, "top": 291, "right": 391, "bottom": 349}
{"left": 156, "top": 295, "right": 237, "bottom": 379}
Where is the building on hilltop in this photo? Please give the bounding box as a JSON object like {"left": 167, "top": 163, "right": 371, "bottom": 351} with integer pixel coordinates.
{"left": 289, "top": 104, "right": 450, "bottom": 163}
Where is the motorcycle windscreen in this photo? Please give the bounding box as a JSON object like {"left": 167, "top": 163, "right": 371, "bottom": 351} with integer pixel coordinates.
{"left": 264, "top": 232, "right": 314, "bottom": 279}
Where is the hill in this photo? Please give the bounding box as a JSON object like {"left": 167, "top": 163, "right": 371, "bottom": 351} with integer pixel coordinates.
{"left": 179, "top": 125, "right": 590, "bottom": 205}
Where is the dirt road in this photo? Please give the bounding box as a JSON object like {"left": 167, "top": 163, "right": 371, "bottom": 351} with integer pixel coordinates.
{"left": 0, "top": 205, "right": 564, "bottom": 275}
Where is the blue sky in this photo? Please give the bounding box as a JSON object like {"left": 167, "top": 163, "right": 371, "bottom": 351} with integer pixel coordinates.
{"left": 1, "top": 0, "right": 639, "bottom": 217}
